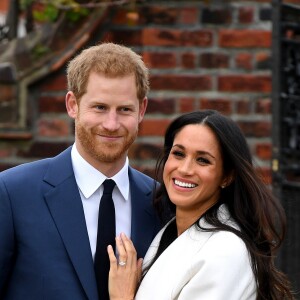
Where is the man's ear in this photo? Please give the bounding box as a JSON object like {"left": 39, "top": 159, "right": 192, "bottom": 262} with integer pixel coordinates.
{"left": 66, "top": 91, "right": 78, "bottom": 119}
{"left": 138, "top": 97, "right": 148, "bottom": 123}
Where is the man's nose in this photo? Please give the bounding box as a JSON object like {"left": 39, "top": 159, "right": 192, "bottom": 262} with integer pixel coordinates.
{"left": 102, "top": 111, "right": 120, "bottom": 131}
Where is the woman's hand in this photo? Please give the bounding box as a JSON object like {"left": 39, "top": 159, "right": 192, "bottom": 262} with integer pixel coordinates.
{"left": 108, "top": 233, "right": 143, "bottom": 300}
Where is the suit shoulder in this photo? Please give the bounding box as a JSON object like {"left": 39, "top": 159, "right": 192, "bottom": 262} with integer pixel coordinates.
{"left": 0, "top": 147, "right": 71, "bottom": 183}
{"left": 0, "top": 158, "right": 51, "bottom": 179}
{"left": 129, "top": 167, "right": 156, "bottom": 184}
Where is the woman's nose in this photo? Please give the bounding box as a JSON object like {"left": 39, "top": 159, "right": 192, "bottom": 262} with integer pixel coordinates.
{"left": 177, "top": 158, "right": 194, "bottom": 175}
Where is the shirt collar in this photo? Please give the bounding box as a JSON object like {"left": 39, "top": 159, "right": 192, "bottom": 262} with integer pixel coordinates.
{"left": 71, "top": 144, "right": 130, "bottom": 200}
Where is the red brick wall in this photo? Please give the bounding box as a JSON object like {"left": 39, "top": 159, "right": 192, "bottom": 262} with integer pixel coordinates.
{"left": 0, "top": 0, "right": 9, "bottom": 12}
{"left": 0, "top": 0, "right": 278, "bottom": 182}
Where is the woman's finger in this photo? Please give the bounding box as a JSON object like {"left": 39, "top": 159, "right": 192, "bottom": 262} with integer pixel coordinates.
{"left": 108, "top": 235, "right": 140, "bottom": 300}
{"left": 120, "top": 233, "right": 137, "bottom": 268}
{"left": 116, "top": 236, "right": 128, "bottom": 268}
{"left": 107, "top": 245, "right": 117, "bottom": 273}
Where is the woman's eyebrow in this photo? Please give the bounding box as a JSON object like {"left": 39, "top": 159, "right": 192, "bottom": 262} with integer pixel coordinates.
{"left": 172, "top": 144, "right": 216, "bottom": 159}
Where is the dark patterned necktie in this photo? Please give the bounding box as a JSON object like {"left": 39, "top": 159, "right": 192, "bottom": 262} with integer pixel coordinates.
{"left": 94, "top": 179, "right": 116, "bottom": 300}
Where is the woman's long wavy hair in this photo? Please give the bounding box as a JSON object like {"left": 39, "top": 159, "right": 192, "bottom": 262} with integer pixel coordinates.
{"left": 151, "top": 110, "right": 294, "bottom": 300}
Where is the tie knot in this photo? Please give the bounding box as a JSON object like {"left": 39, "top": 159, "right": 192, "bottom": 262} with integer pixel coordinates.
{"left": 103, "top": 179, "right": 116, "bottom": 195}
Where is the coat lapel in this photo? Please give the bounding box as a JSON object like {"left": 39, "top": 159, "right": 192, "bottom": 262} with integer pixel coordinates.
{"left": 43, "top": 147, "right": 98, "bottom": 300}
{"left": 129, "top": 167, "right": 160, "bottom": 258}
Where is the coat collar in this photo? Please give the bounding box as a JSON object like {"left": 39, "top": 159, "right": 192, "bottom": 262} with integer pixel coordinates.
{"left": 43, "top": 147, "right": 98, "bottom": 300}
{"left": 129, "top": 167, "right": 160, "bottom": 258}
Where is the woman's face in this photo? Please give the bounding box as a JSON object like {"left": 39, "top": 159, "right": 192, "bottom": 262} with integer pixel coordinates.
{"left": 163, "top": 124, "right": 227, "bottom": 218}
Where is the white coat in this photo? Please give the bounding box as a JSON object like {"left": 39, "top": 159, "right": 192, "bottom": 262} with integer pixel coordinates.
{"left": 135, "top": 205, "right": 257, "bottom": 300}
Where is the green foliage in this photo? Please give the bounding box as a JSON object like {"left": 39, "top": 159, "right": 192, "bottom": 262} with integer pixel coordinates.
{"left": 20, "top": 0, "right": 34, "bottom": 10}
{"left": 32, "top": 44, "right": 50, "bottom": 58}
{"left": 20, "top": 0, "right": 91, "bottom": 23}
{"left": 33, "top": 4, "right": 59, "bottom": 22}
{"left": 66, "top": 7, "right": 89, "bottom": 22}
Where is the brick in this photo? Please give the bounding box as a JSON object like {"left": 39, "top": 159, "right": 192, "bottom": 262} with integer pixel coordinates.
{"left": 202, "top": 8, "right": 232, "bottom": 24}
{"left": 256, "top": 143, "right": 272, "bottom": 160}
{"left": 237, "top": 120, "right": 271, "bottom": 137}
{"left": 0, "top": 132, "right": 32, "bottom": 140}
{"left": 147, "top": 98, "right": 176, "bottom": 114}
{"left": 39, "top": 95, "right": 66, "bottom": 113}
{"left": 0, "top": 148, "right": 13, "bottom": 158}
{"left": 112, "top": 9, "right": 140, "bottom": 26}
{"left": 256, "top": 167, "right": 272, "bottom": 185}
{"left": 0, "top": 84, "right": 17, "bottom": 102}
{"left": 0, "top": 103, "right": 17, "bottom": 124}
{"left": 179, "top": 7, "right": 199, "bottom": 25}
{"left": 129, "top": 143, "right": 161, "bottom": 160}
{"left": 105, "top": 30, "right": 142, "bottom": 46}
{"left": 151, "top": 75, "right": 212, "bottom": 91}
{"left": 181, "top": 52, "right": 196, "bottom": 69}
{"left": 0, "top": 0, "right": 8, "bottom": 11}
{"left": 142, "top": 28, "right": 213, "bottom": 47}
{"left": 238, "top": 7, "right": 254, "bottom": 23}
{"left": 179, "top": 97, "right": 195, "bottom": 113}
{"left": 218, "top": 75, "right": 271, "bottom": 92}
{"left": 219, "top": 30, "right": 271, "bottom": 48}
{"left": 142, "top": 28, "right": 181, "bottom": 46}
{"left": 17, "top": 142, "right": 72, "bottom": 158}
{"left": 255, "top": 52, "right": 271, "bottom": 70}
{"left": 38, "top": 119, "right": 70, "bottom": 137}
{"left": 200, "top": 53, "right": 229, "bottom": 69}
{"left": 256, "top": 98, "right": 271, "bottom": 114}
{"left": 140, "top": 6, "right": 178, "bottom": 25}
{"left": 139, "top": 119, "right": 171, "bottom": 136}
{"left": 40, "top": 73, "right": 67, "bottom": 92}
{"left": 286, "top": 0, "right": 300, "bottom": 5}
{"left": 142, "top": 52, "right": 177, "bottom": 69}
{"left": 236, "top": 100, "right": 251, "bottom": 114}
{"left": 111, "top": 10, "right": 131, "bottom": 25}
{"left": 235, "top": 53, "right": 253, "bottom": 70}
{"left": 200, "top": 98, "right": 232, "bottom": 115}
{"left": 182, "top": 30, "right": 213, "bottom": 47}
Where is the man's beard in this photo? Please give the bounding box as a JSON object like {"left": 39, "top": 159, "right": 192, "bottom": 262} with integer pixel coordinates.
{"left": 75, "top": 121, "right": 137, "bottom": 163}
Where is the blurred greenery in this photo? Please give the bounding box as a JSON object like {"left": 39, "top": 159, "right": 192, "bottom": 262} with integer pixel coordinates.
{"left": 20, "top": 0, "right": 91, "bottom": 23}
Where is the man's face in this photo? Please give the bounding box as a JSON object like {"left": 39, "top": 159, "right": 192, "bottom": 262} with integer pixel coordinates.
{"left": 66, "top": 72, "right": 147, "bottom": 172}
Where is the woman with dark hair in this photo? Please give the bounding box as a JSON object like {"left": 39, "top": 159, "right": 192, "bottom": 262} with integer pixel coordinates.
{"left": 107, "top": 110, "right": 294, "bottom": 300}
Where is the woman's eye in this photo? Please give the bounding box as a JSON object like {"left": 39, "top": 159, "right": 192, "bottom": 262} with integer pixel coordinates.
{"left": 172, "top": 150, "right": 184, "bottom": 157}
{"left": 197, "top": 157, "right": 210, "bottom": 164}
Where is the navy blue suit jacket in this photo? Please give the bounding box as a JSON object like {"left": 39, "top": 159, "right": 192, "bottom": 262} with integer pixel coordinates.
{"left": 0, "top": 147, "right": 160, "bottom": 300}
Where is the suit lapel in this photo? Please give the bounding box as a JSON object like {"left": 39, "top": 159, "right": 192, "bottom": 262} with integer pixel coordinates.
{"left": 43, "top": 148, "right": 98, "bottom": 300}
{"left": 129, "top": 167, "right": 159, "bottom": 258}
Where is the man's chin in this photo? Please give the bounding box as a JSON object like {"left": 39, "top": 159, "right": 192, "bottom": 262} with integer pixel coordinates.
{"left": 94, "top": 149, "right": 124, "bottom": 163}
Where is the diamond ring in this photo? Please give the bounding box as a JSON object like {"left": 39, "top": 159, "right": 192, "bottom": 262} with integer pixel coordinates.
{"left": 118, "top": 261, "right": 126, "bottom": 266}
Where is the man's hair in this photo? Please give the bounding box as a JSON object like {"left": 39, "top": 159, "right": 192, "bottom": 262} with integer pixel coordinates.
{"left": 67, "top": 43, "right": 149, "bottom": 102}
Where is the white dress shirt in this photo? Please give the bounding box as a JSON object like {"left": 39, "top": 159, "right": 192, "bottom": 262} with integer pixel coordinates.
{"left": 71, "top": 144, "right": 132, "bottom": 259}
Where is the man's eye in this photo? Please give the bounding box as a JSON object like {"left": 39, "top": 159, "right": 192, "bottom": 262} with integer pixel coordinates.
{"left": 96, "top": 105, "right": 106, "bottom": 110}
{"left": 121, "top": 107, "right": 131, "bottom": 112}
